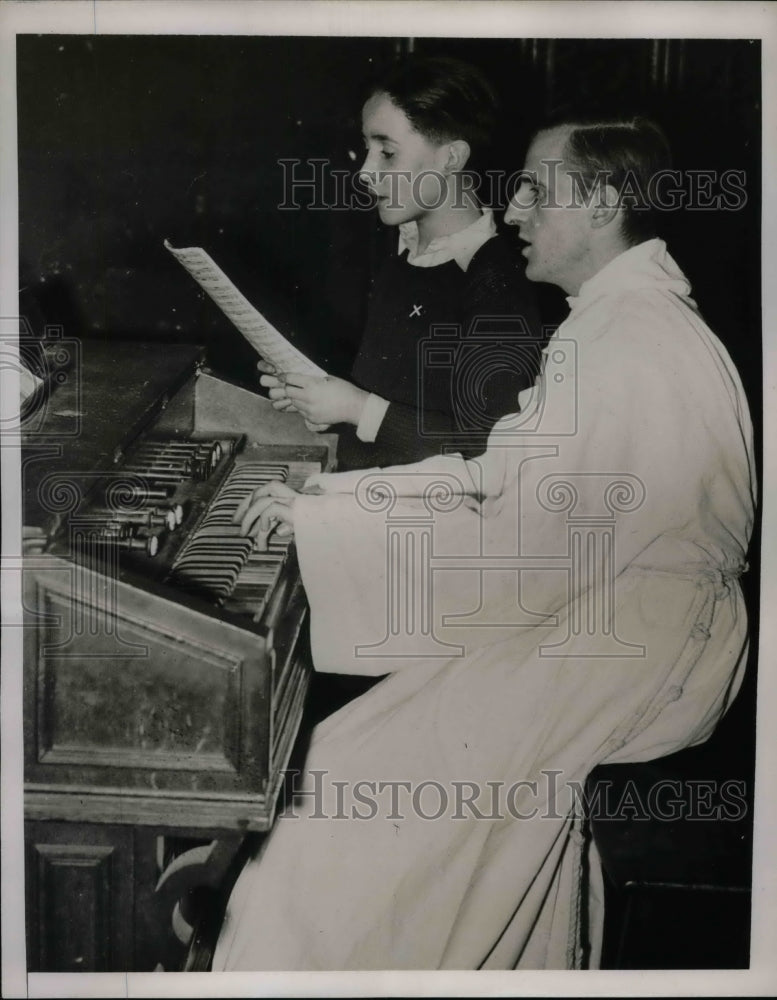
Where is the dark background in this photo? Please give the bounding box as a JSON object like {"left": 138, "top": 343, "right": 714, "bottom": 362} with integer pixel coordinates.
{"left": 16, "top": 34, "right": 762, "bottom": 969}
{"left": 17, "top": 36, "right": 761, "bottom": 404}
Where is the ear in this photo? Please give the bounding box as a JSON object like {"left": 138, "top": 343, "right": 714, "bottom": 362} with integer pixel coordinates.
{"left": 590, "top": 183, "right": 621, "bottom": 230}
{"left": 441, "top": 139, "right": 471, "bottom": 174}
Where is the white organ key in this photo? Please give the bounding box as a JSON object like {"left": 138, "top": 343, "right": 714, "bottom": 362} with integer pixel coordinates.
{"left": 171, "top": 461, "right": 291, "bottom": 606}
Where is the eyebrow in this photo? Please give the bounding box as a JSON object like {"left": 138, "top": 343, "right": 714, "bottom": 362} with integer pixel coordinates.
{"left": 363, "top": 131, "right": 397, "bottom": 143}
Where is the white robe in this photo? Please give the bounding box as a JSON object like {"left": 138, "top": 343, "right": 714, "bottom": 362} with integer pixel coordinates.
{"left": 213, "top": 239, "right": 756, "bottom": 970}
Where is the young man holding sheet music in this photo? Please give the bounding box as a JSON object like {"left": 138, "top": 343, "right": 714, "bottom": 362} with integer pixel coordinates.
{"left": 257, "top": 55, "right": 543, "bottom": 470}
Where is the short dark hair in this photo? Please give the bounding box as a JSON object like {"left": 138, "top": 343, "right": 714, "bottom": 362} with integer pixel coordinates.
{"left": 540, "top": 109, "right": 672, "bottom": 245}
{"left": 368, "top": 55, "right": 499, "bottom": 173}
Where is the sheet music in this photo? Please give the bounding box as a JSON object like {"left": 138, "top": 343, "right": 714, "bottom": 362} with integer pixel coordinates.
{"left": 164, "top": 239, "right": 327, "bottom": 378}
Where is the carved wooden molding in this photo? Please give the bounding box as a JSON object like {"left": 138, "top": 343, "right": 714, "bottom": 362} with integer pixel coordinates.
{"left": 30, "top": 841, "right": 116, "bottom": 970}
{"left": 25, "top": 785, "right": 272, "bottom": 831}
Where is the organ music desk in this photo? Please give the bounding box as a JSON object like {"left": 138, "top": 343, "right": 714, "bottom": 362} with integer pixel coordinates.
{"left": 21, "top": 339, "right": 335, "bottom": 971}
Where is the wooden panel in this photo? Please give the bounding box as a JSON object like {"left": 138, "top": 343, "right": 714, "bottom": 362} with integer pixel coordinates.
{"left": 185, "top": 371, "right": 336, "bottom": 458}
{"left": 25, "top": 822, "right": 133, "bottom": 972}
{"left": 23, "top": 548, "right": 310, "bottom": 830}
{"left": 37, "top": 586, "right": 242, "bottom": 771}
{"left": 27, "top": 582, "right": 249, "bottom": 774}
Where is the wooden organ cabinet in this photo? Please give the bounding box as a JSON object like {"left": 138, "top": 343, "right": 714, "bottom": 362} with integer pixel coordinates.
{"left": 21, "top": 339, "right": 335, "bottom": 971}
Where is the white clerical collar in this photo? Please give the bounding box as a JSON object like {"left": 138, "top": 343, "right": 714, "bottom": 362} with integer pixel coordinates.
{"left": 566, "top": 238, "right": 690, "bottom": 311}
{"left": 398, "top": 209, "right": 496, "bottom": 271}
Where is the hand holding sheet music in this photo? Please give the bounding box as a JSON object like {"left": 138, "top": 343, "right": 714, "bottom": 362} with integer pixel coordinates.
{"left": 279, "top": 373, "right": 369, "bottom": 427}
{"left": 164, "top": 239, "right": 327, "bottom": 378}
{"left": 258, "top": 365, "right": 367, "bottom": 429}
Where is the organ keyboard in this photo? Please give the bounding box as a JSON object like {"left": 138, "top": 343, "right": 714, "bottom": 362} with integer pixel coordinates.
{"left": 21, "top": 338, "right": 336, "bottom": 971}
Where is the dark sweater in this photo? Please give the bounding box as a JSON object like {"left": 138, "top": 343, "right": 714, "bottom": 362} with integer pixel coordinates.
{"left": 336, "top": 232, "right": 544, "bottom": 470}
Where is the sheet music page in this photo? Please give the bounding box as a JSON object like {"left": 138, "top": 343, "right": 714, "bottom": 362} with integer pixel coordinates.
{"left": 164, "top": 239, "right": 327, "bottom": 377}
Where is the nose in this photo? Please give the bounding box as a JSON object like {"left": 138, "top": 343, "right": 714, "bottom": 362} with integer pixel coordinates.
{"left": 503, "top": 202, "right": 521, "bottom": 226}
{"left": 504, "top": 196, "right": 531, "bottom": 227}
{"left": 504, "top": 179, "right": 535, "bottom": 227}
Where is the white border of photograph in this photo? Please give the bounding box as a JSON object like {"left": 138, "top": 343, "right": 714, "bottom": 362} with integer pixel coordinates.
{"left": 1, "top": 2, "right": 775, "bottom": 997}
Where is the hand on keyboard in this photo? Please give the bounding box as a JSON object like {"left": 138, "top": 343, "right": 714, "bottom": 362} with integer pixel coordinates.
{"left": 234, "top": 479, "right": 298, "bottom": 551}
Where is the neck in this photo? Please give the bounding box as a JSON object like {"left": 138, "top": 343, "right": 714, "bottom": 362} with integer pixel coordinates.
{"left": 564, "top": 237, "right": 632, "bottom": 296}
{"left": 415, "top": 186, "right": 482, "bottom": 253}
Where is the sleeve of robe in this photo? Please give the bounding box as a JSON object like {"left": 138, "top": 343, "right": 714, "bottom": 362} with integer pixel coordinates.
{"left": 294, "top": 291, "right": 755, "bottom": 677}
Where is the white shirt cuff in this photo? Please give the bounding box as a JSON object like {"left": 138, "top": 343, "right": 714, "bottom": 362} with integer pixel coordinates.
{"left": 356, "top": 393, "right": 390, "bottom": 442}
